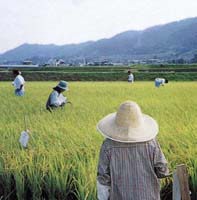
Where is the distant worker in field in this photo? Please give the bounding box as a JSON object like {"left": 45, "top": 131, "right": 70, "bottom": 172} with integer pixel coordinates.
{"left": 46, "top": 80, "right": 69, "bottom": 111}
{"left": 97, "top": 101, "right": 169, "bottom": 200}
{"left": 128, "top": 70, "right": 134, "bottom": 83}
{"left": 12, "top": 70, "right": 25, "bottom": 96}
{"left": 155, "top": 78, "right": 168, "bottom": 87}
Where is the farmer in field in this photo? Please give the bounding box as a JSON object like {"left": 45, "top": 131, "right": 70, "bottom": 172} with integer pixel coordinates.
{"left": 46, "top": 80, "right": 68, "bottom": 111}
{"left": 155, "top": 78, "right": 168, "bottom": 87}
{"left": 12, "top": 70, "right": 25, "bottom": 96}
{"left": 97, "top": 101, "right": 169, "bottom": 200}
{"left": 128, "top": 70, "right": 134, "bottom": 83}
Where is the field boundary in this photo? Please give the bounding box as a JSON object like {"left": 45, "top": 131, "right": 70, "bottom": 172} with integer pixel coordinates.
{"left": 1, "top": 65, "right": 197, "bottom": 81}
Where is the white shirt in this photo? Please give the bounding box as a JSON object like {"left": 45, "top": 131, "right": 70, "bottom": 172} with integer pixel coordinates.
{"left": 13, "top": 75, "right": 25, "bottom": 91}
{"left": 50, "top": 90, "right": 67, "bottom": 107}
{"left": 155, "top": 78, "right": 165, "bottom": 86}
{"left": 128, "top": 74, "right": 134, "bottom": 81}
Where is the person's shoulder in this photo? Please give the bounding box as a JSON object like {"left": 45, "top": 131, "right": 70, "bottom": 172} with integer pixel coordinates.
{"left": 102, "top": 138, "right": 115, "bottom": 149}
{"left": 146, "top": 138, "right": 161, "bottom": 149}
{"left": 50, "top": 90, "right": 59, "bottom": 97}
{"left": 52, "top": 90, "right": 58, "bottom": 95}
{"left": 15, "top": 75, "right": 20, "bottom": 79}
{"left": 14, "top": 75, "right": 20, "bottom": 81}
{"left": 18, "top": 74, "right": 24, "bottom": 80}
{"left": 102, "top": 138, "right": 110, "bottom": 146}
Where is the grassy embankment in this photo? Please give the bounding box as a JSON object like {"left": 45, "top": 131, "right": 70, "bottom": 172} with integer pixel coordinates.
{"left": 0, "top": 64, "right": 197, "bottom": 81}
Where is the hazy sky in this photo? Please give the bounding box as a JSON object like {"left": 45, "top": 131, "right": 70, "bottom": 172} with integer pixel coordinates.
{"left": 0, "top": 0, "right": 197, "bottom": 53}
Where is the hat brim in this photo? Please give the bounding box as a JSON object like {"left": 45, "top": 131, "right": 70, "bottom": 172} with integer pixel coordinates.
{"left": 97, "top": 113, "right": 158, "bottom": 143}
{"left": 53, "top": 86, "right": 68, "bottom": 91}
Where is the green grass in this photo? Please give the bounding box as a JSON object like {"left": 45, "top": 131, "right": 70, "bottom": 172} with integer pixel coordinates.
{"left": 0, "top": 81, "right": 197, "bottom": 199}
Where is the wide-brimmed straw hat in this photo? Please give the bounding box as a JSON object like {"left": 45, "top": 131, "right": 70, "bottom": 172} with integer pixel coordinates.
{"left": 97, "top": 101, "right": 158, "bottom": 143}
{"left": 54, "top": 80, "right": 68, "bottom": 91}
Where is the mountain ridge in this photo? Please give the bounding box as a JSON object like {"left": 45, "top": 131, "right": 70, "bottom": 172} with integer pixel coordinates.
{"left": 1, "top": 17, "right": 197, "bottom": 63}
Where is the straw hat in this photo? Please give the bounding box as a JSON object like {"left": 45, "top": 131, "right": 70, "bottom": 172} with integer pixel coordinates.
{"left": 97, "top": 101, "right": 158, "bottom": 143}
{"left": 54, "top": 80, "right": 68, "bottom": 91}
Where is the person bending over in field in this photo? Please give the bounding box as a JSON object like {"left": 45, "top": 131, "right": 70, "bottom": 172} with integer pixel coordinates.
{"left": 46, "top": 80, "right": 68, "bottom": 111}
{"left": 155, "top": 78, "right": 168, "bottom": 87}
{"left": 97, "top": 101, "right": 170, "bottom": 200}
{"left": 12, "top": 70, "right": 25, "bottom": 96}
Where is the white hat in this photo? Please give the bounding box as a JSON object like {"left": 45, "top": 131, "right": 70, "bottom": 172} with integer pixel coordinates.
{"left": 97, "top": 101, "right": 159, "bottom": 143}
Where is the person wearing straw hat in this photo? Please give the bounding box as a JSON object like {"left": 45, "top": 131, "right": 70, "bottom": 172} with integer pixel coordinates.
{"left": 12, "top": 70, "right": 25, "bottom": 96}
{"left": 97, "top": 101, "right": 169, "bottom": 200}
{"left": 46, "top": 80, "right": 68, "bottom": 111}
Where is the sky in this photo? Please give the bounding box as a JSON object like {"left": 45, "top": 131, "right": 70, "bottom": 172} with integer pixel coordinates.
{"left": 0, "top": 0, "right": 197, "bottom": 53}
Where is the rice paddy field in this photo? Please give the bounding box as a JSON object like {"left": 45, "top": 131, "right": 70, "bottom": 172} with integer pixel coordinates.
{"left": 0, "top": 81, "right": 197, "bottom": 200}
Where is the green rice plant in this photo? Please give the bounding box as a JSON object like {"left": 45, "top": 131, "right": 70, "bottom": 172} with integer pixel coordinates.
{"left": 0, "top": 81, "right": 196, "bottom": 199}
